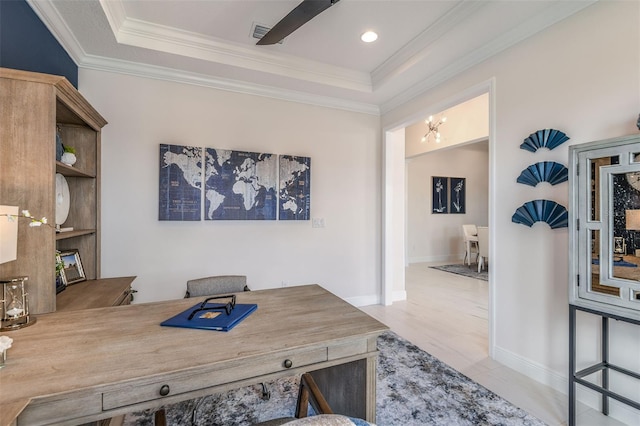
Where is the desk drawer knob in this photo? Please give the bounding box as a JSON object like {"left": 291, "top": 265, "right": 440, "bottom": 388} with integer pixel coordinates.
{"left": 283, "top": 359, "right": 293, "bottom": 369}
{"left": 159, "top": 384, "right": 170, "bottom": 396}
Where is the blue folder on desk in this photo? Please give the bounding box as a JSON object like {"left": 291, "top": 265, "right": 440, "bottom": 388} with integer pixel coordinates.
{"left": 161, "top": 302, "right": 257, "bottom": 332}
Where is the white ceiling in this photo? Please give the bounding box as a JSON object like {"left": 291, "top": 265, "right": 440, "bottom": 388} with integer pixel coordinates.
{"left": 28, "top": 0, "right": 596, "bottom": 114}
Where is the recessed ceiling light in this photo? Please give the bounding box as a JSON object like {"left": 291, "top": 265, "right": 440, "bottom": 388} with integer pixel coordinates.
{"left": 360, "top": 31, "right": 378, "bottom": 43}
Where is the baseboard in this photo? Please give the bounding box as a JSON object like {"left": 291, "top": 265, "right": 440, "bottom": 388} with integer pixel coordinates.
{"left": 393, "top": 290, "right": 407, "bottom": 302}
{"left": 345, "top": 293, "right": 380, "bottom": 307}
{"left": 493, "top": 345, "right": 566, "bottom": 394}
{"left": 493, "top": 345, "right": 640, "bottom": 425}
{"left": 344, "top": 289, "right": 407, "bottom": 306}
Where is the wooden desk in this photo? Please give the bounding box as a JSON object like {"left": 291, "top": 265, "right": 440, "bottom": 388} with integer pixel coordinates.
{"left": 0, "top": 285, "right": 387, "bottom": 426}
{"left": 56, "top": 276, "right": 136, "bottom": 311}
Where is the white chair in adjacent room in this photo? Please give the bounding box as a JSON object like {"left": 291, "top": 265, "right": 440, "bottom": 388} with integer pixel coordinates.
{"left": 477, "top": 226, "right": 489, "bottom": 273}
{"left": 462, "top": 224, "right": 479, "bottom": 266}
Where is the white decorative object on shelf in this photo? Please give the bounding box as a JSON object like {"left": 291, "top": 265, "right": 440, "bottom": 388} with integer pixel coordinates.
{"left": 61, "top": 152, "right": 76, "bottom": 166}
{"left": 55, "top": 173, "right": 70, "bottom": 227}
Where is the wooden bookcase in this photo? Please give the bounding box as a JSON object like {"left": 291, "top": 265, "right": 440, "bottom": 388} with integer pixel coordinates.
{"left": 0, "top": 67, "right": 107, "bottom": 314}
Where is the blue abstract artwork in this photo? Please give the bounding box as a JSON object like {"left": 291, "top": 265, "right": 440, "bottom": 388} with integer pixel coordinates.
{"left": 520, "top": 129, "right": 570, "bottom": 152}
{"left": 512, "top": 199, "right": 568, "bottom": 229}
{"left": 517, "top": 161, "right": 568, "bottom": 187}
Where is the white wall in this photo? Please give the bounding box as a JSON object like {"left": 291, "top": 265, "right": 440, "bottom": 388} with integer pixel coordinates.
{"left": 383, "top": 1, "right": 640, "bottom": 423}
{"left": 78, "top": 70, "right": 382, "bottom": 305}
{"left": 406, "top": 142, "right": 489, "bottom": 263}
{"left": 405, "top": 93, "right": 489, "bottom": 158}
{"left": 384, "top": 128, "right": 406, "bottom": 303}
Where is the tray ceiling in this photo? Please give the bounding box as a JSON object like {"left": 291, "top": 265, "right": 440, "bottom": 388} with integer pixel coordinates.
{"left": 29, "top": 0, "right": 596, "bottom": 114}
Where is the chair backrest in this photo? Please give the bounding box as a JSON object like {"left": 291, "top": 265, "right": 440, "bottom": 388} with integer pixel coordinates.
{"left": 477, "top": 226, "right": 489, "bottom": 258}
{"left": 185, "top": 275, "right": 249, "bottom": 298}
{"left": 462, "top": 224, "right": 478, "bottom": 241}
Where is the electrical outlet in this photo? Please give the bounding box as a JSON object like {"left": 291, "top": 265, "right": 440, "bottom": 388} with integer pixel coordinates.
{"left": 312, "top": 218, "right": 325, "bottom": 228}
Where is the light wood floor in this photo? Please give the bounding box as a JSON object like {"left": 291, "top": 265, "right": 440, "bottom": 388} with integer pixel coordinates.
{"left": 360, "top": 262, "right": 627, "bottom": 426}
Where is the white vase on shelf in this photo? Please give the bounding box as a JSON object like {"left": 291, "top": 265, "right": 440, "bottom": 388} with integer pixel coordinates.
{"left": 61, "top": 152, "right": 76, "bottom": 166}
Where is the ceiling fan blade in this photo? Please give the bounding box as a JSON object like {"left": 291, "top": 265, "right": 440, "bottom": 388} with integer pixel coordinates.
{"left": 257, "top": 0, "right": 340, "bottom": 46}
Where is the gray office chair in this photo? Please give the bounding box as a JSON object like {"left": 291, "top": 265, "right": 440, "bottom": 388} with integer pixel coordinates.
{"left": 185, "top": 275, "right": 250, "bottom": 298}
{"left": 155, "top": 275, "right": 251, "bottom": 425}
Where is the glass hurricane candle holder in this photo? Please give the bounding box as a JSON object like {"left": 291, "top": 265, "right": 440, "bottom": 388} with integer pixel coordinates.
{"left": 1, "top": 277, "right": 36, "bottom": 331}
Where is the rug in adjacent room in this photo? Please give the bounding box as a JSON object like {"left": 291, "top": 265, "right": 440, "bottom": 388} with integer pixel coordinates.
{"left": 123, "top": 331, "right": 543, "bottom": 425}
{"left": 429, "top": 263, "right": 488, "bottom": 281}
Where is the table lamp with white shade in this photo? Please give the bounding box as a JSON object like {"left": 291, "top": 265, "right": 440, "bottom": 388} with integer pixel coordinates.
{"left": 0, "top": 205, "right": 18, "bottom": 264}
{"left": 1, "top": 205, "right": 37, "bottom": 330}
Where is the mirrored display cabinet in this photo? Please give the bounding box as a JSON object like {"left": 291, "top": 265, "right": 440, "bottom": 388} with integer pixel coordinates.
{"left": 568, "top": 134, "right": 640, "bottom": 426}
{"left": 569, "top": 134, "right": 640, "bottom": 320}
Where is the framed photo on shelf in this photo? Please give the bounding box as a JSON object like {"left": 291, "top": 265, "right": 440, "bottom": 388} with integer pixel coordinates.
{"left": 432, "top": 176, "right": 448, "bottom": 214}
{"left": 57, "top": 249, "right": 86, "bottom": 285}
{"left": 613, "top": 236, "right": 626, "bottom": 254}
{"left": 450, "top": 177, "right": 466, "bottom": 214}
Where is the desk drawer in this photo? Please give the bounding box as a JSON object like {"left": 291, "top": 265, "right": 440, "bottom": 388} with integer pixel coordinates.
{"left": 328, "top": 339, "right": 369, "bottom": 360}
{"left": 103, "top": 347, "right": 327, "bottom": 410}
{"left": 18, "top": 393, "right": 102, "bottom": 426}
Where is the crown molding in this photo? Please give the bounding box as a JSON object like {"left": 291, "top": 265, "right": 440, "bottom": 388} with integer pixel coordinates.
{"left": 380, "top": 0, "right": 597, "bottom": 115}
{"left": 99, "top": 0, "right": 372, "bottom": 93}
{"left": 371, "top": 0, "right": 485, "bottom": 90}
{"left": 98, "top": 0, "right": 127, "bottom": 35}
{"left": 80, "top": 55, "right": 380, "bottom": 116}
{"left": 27, "top": 0, "right": 378, "bottom": 114}
{"left": 26, "top": 0, "right": 595, "bottom": 119}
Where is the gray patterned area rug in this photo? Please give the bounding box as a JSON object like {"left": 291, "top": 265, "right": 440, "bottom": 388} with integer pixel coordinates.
{"left": 429, "top": 264, "right": 488, "bottom": 281}
{"left": 123, "top": 331, "right": 544, "bottom": 426}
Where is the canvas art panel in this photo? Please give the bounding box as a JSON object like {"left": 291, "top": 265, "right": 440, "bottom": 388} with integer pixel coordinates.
{"left": 159, "top": 144, "right": 203, "bottom": 221}
{"left": 432, "top": 177, "right": 448, "bottom": 214}
{"left": 205, "top": 149, "right": 277, "bottom": 220}
{"left": 279, "top": 155, "right": 311, "bottom": 220}
{"left": 450, "top": 177, "right": 466, "bottom": 214}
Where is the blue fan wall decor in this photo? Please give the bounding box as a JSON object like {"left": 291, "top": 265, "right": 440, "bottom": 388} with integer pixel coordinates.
{"left": 516, "top": 161, "right": 568, "bottom": 187}
{"left": 512, "top": 200, "right": 568, "bottom": 229}
{"left": 520, "top": 129, "right": 570, "bottom": 152}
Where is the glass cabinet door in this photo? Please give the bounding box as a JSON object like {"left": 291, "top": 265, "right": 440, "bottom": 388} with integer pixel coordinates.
{"left": 570, "top": 135, "right": 640, "bottom": 321}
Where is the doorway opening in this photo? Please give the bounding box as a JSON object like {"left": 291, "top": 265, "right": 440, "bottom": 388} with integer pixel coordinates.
{"left": 382, "top": 80, "right": 495, "bottom": 357}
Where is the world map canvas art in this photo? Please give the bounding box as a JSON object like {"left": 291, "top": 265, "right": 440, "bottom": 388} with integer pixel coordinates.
{"left": 205, "top": 148, "right": 277, "bottom": 220}
{"left": 159, "top": 144, "right": 203, "bottom": 221}
{"left": 159, "top": 145, "right": 309, "bottom": 221}
{"left": 279, "top": 155, "right": 311, "bottom": 220}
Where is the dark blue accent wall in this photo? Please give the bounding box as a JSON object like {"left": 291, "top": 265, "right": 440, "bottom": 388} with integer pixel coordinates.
{"left": 0, "top": 0, "right": 78, "bottom": 87}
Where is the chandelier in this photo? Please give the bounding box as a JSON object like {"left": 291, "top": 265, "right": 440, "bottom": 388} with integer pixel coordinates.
{"left": 421, "top": 115, "right": 447, "bottom": 143}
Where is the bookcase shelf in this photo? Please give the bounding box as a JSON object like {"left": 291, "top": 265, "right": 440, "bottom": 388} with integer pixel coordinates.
{"left": 0, "top": 68, "right": 107, "bottom": 314}
{"left": 56, "top": 229, "right": 97, "bottom": 240}
{"left": 55, "top": 161, "right": 95, "bottom": 178}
